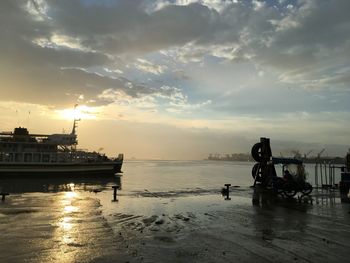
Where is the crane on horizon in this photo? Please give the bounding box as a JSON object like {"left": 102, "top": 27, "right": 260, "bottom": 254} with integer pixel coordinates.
{"left": 317, "top": 149, "right": 326, "bottom": 159}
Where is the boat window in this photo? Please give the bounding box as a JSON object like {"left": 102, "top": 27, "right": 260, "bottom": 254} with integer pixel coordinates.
{"left": 42, "top": 154, "right": 50, "bottom": 162}
{"left": 33, "top": 154, "right": 41, "bottom": 162}
{"left": 24, "top": 153, "right": 32, "bottom": 162}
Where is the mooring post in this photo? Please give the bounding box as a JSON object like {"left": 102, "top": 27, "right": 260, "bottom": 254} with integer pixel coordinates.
{"left": 112, "top": 186, "right": 119, "bottom": 202}
{"left": 224, "top": 184, "right": 231, "bottom": 200}
{"left": 315, "top": 164, "right": 318, "bottom": 187}
{"left": 1, "top": 193, "right": 9, "bottom": 201}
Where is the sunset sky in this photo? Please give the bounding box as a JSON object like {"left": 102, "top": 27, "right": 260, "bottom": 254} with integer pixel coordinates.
{"left": 1, "top": 0, "right": 349, "bottom": 159}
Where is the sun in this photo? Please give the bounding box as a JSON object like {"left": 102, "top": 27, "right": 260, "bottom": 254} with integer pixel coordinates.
{"left": 57, "top": 105, "right": 97, "bottom": 120}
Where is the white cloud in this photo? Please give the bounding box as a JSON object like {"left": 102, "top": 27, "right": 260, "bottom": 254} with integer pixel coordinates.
{"left": 135, "top": 58, "right": 168, "bottom": 75}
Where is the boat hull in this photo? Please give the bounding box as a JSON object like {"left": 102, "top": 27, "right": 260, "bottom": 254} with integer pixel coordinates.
{"left": 0, "top": 161, "right": 123, "bottom": 177}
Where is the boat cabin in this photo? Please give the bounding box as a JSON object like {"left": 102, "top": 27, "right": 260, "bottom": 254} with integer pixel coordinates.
{"left": 0, "top": 127, "right": 77, "bottom": 164}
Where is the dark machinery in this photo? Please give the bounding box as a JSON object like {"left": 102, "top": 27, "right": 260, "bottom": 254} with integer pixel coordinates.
{"left": 339, "top": 151, "right": 350, "bottom": 202}
{"left": 251, "top": 137, "right": 312, "bottom": 197}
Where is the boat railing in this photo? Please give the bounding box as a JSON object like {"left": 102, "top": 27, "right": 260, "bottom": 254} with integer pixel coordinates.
{"left": 0, "top": 150, "right": 112, "bottom": 164}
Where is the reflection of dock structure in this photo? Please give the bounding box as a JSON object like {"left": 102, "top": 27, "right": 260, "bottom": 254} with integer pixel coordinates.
{"left": 0, "top": 176, "right": 121, "bottom": 193}
{"left": 313, "top": 189, "right": 337, "bottom": 206}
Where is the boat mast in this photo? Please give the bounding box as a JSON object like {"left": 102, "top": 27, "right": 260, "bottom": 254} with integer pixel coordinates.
{"left": 71, "top": 104, "right": 81, "bottom": 136}
{"left": 70, "top": 105, "right": 81, "bottom": 152}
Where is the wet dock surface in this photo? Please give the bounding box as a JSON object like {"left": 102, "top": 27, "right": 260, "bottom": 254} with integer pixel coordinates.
{"left": 0, "top": 191, "right": 130, "bottom": 263}
{"left": 0, "top": 185, "right": 349, "bottom": 263}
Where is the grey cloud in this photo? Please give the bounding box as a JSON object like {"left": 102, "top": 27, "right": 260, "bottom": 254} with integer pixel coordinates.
{"left": 0, "top": 0, "right": 222, "bottom": 107}
{"left": 0, "top": 0, "right": 180, "bottom": 106}
{"left": 46, "top": 0, "right": 220, "bottom": 54}
{"left": 1, "top": 0, "right": 350, "bottom": 108}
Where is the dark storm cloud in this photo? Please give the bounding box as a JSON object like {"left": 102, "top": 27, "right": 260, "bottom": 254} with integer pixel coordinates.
{"left": 45, "top": 0, "right": 220, "bottom": 54}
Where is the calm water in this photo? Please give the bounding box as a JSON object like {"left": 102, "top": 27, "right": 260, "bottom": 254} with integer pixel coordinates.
{"left": 120, "top": 160, "right": 342, "bottom": 192}
{"left": 0, "top": 160, "right": 343, "bottom": 195}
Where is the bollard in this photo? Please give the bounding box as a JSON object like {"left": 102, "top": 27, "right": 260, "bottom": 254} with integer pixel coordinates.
{"left": 224, "top": 184, "right": 231, "bottom": 200}
{"left": 1, "top": 193, "right": 9, "bottom": 201}
{"left": 112, "top": 186, "right": 119, "bottom": 202}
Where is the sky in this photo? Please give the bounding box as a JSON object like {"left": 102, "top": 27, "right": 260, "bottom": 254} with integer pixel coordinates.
{"left": 0, "top": 0, "right": 349, "bottom": 159}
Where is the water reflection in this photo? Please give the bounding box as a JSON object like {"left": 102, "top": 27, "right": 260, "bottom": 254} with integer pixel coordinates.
{"left": 0, "top": 176, "right": 123, "bottom": 262}
{"left": 59, "top": 216, "right": 74, "bottom": 231}
{"left": 50, "top": 185, "right": 80, "bottom": 263}
{"left": 251, "top": 187, "right": 312, "bottom": 244}
{"left": 0, "top": 175, "right": 121, "bottom": 194}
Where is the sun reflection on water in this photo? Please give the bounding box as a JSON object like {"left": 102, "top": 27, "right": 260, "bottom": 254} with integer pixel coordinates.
{"left": 65, "top": 191, "right": 77, "bottom": 199}
{"left": 59, "top": 216, "right": 73, "bottom": 231}
{"left": 52, "top": 186, "right": 81, "bottom": 262}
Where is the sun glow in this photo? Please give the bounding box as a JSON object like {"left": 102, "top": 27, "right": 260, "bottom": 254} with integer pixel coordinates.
{"left": 57, "top": 105, "right": 97, "bottom": 120}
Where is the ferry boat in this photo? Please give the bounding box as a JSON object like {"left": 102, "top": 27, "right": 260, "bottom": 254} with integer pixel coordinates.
{"left": 0, "top": 119, "right": 123, "bottom": 177}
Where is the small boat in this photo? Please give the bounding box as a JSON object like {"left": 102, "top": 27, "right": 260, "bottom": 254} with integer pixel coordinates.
{"left": 0, "top": 119, "right": 123, "bottom": 177}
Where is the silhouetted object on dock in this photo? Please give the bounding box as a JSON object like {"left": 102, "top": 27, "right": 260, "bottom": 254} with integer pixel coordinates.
{"left": 112, "top": 185, "right": 119, "bottom": 202}
{"left": 1, "top": 192, "right": 9, "bottom": 201}
{"left": 339, "top": 151, "right": 350, "bottom": 202}
{"left": 251, "top": 137, "right": 275, "bottom": 187}
{"left": 221, "top": 184, "right": 231, "bottom": 200}
{"left": 251, "top": 137, "right": 312, "bottom": 198}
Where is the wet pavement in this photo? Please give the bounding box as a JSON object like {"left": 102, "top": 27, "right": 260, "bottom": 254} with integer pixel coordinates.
{"left": 0, "top": 180, "right": 349, "bottom": 263}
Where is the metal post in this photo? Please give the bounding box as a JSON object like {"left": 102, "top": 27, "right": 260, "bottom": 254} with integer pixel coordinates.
{"left": 224, "top": 184, "right": 231, "bottom": 200}
{"left": 320, "top": 163, "right": 323, "bottom": 187}
{"left": 112, "top": 186, "right": 119, "bottom": 202}
{"left": 325, "top": 163, "right": 328, "bottom": 186}
{"left": 315, "top": 164, "right": 318, "bottom": 187}
{"left": 1, "top": 193, "right": 9, "bottom": 201}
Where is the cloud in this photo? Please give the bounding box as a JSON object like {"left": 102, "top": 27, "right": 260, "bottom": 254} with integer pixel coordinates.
{"left": 1, "top": 0, "right": 350, "bottom": 112}
{"left": 134, "top": 58, "right": 168, "bottom": 75}
{"left": 0, "top": 0, "right": 222, "bottom": 107}
{"left": 41, "top": 0, "right": 220, "bottom": 54}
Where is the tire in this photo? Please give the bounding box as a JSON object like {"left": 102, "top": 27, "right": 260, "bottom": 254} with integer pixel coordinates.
{"left": 283, "top": 182, "right": 297, "bottom": 197}
{"left": 283, "top": 189, "right": 297, "bottom": 198}
{"left": 301, "top": 183, "right": 313, "bottom": 195}
{"left": 251, "top": 142, "right": 263, "bottom": 162}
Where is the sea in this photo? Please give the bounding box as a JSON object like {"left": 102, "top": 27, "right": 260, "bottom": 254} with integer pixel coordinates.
{"left": 0, "top": 160, "right": 347, "bottom": 263}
